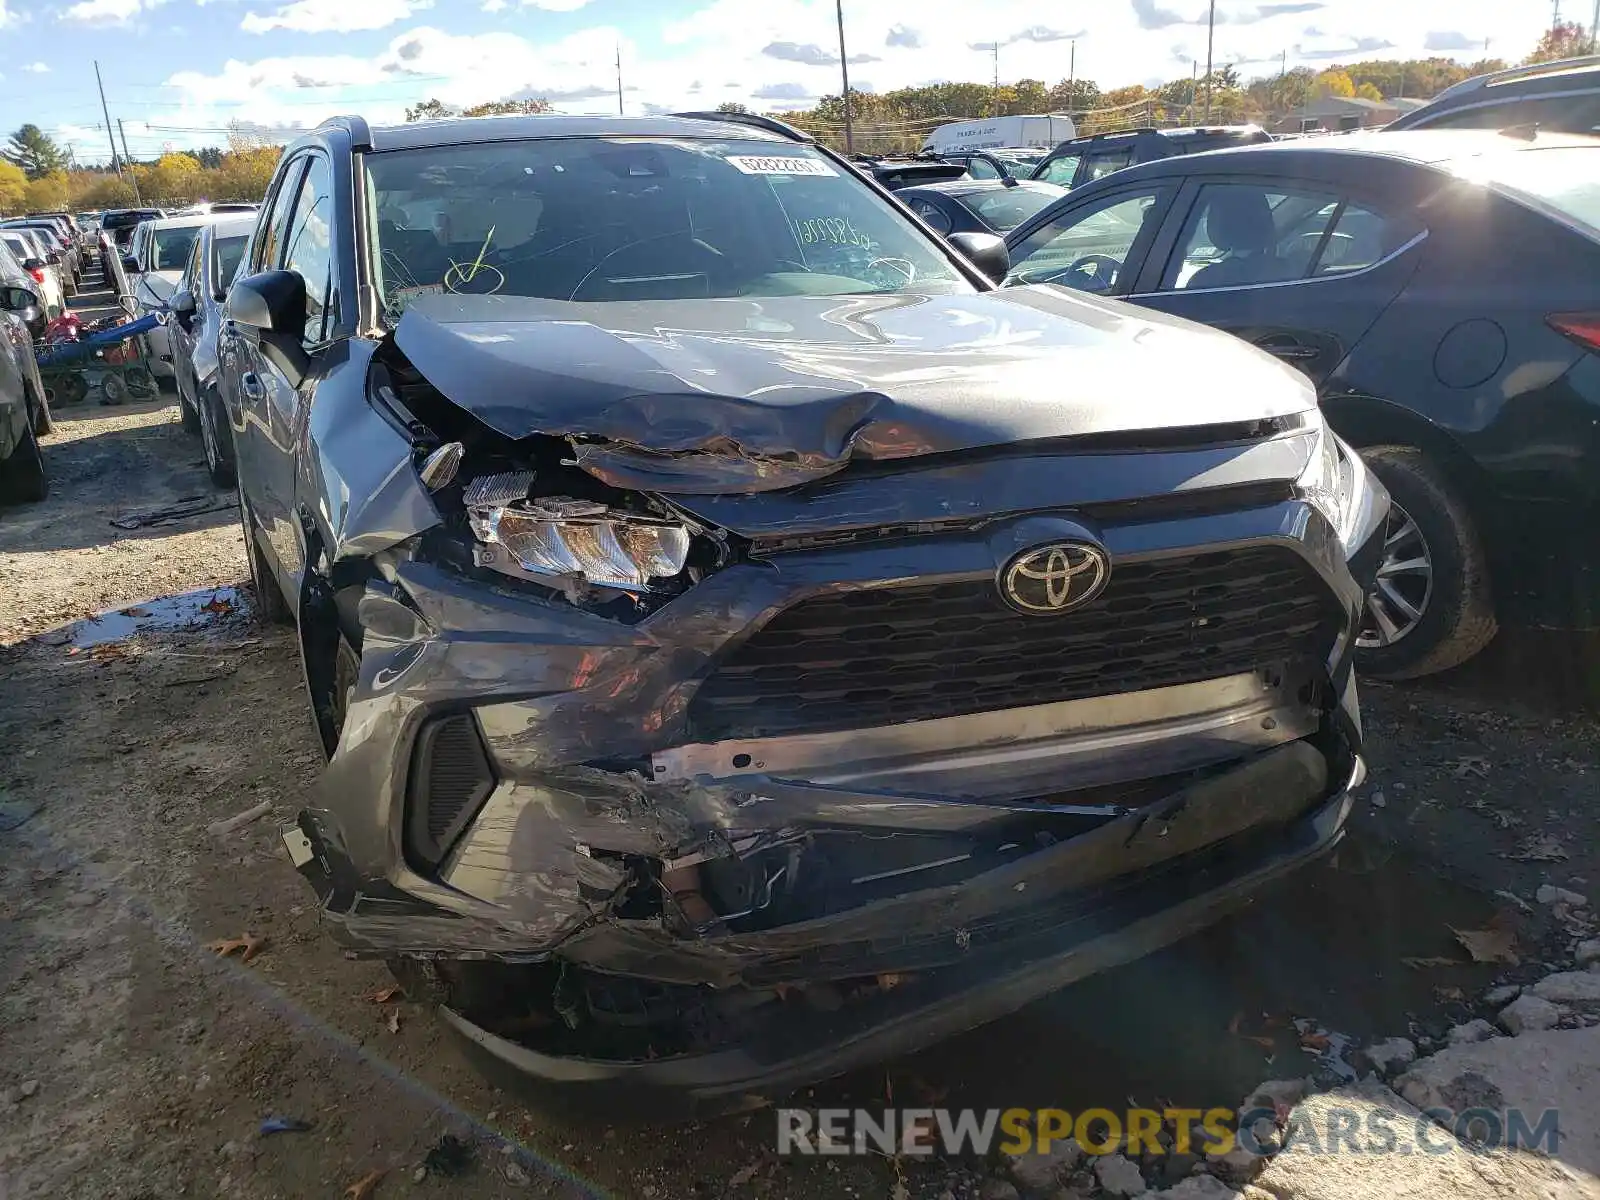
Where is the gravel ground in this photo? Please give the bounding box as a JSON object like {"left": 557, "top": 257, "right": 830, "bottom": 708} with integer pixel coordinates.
{"left": 1, "top": 396, "right": 1597, "bottom": 1199}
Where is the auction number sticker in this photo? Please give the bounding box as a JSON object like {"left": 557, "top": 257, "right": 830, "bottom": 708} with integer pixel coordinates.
{"left": 726, "top": 155, "right": 837, "bottom": 177}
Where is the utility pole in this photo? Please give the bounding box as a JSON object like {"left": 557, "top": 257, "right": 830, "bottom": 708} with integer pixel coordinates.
{"left": 1191, "top": 59, "right": 1199, "bottom": 123}
{"left": 1203, "top": 0, "right": 1217, "bottom": 122}
{"left": 989, "top": 42, "right": 1001, "bottom": 117}
{"left": 615, "top": 43, "right": 624, "bottom": 116}
{"left": 1068, "top": 40, "right": 1075, "bottom": 107}
{"left": 94, "top": 59, "right": 121, "bottom": 175}
{"left": 835, "top": 0, "right": 854, "bottom": 155}
{"left": 1592, "top": 0, "right": 1599, "bottom": 52}
{"left": 117, "top": 120, "right": 142, "bottom": 203}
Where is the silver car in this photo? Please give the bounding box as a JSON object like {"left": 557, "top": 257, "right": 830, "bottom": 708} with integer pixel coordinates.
{"left": 168, "top": 216, "right": 254, "bottom": 484}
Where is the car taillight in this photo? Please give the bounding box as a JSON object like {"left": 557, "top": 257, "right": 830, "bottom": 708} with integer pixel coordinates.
{"left": 28, "top": 267, "right": 44, "bottom": 283}
{"left": 1548, "top": 313, "right": 1600, "bottom": 353}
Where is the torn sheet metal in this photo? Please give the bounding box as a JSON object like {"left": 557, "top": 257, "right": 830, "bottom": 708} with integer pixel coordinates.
{"left": 392, "top": 288, "right": 1315, "bottom": 492}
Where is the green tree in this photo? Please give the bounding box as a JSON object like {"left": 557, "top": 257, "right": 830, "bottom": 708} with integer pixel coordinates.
{"left": 1005, "top": 78, "right": 1050, "bottom": 115}
{"left": 194, "top": 146, "right": 225, "bottom": 169}
{"left": 460, "top": 98, "right": 553, "bottom": 116}
{"left": 0, "top": 160, "right": 27, "bottom": 214}
{"left": 405, "top": 98, "right": 457, "bottom": 122}
{"left": 4, "top": 124, "right": 69, "bottom": 180}
{"left": 1525, "top": 20, "right": 1590, "bottom": 64}
{"left": 1047, "top": 78, "right": 1100, "bottom": 111}
{"left": 715, "top": 101, "right": 749, "bottom": 114}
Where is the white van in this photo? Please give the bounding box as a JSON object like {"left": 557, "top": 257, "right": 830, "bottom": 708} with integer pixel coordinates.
{"left": 922, "top": 115, "right": 1076, "bottom": 154}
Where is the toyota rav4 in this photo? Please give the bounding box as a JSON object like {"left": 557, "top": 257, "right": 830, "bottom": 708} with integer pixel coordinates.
{"left": 219, "top": 111, "right": 1386, "bottom": 1115}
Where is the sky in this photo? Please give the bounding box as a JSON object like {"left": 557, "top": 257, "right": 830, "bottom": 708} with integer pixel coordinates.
{"left": 0, "top": 0, "right": 1559, "bottom": 166}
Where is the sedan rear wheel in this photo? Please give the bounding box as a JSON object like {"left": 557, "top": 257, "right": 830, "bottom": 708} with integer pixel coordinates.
{"left": 1, "top": 422, "right": 48, "bottom": 504}
{"left": 200, "top": 386, "right": 236, "bottom": 487}
{"left": 1355, "top": 445, "right": 1497, "bottom": 679}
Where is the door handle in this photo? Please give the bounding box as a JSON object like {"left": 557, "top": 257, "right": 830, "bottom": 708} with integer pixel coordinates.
{"left": 240, "top": 372, "right": 266, "bottom": 401}
{"left": 1255, "top": 338, "right": 1319, "bottom": 361}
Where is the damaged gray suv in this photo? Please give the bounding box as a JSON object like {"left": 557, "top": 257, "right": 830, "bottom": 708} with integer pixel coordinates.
{"left": 221, "top": 111, "right": 1388, "bottom": 1114}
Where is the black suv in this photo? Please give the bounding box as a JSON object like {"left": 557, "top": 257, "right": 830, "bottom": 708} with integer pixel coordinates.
{"left": 222, "top": 110, "right": 1384, "bottom": 1112}
{"left": 1387, "top": 55, "right": 1600, "bottom": 134}
{"left": 1030, "top": 125, "right": 1273, "bottom": 188}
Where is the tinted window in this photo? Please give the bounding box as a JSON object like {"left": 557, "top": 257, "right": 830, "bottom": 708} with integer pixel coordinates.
{"left": 1007, "top": 187, "right": 1166, "bottom": 292}
{"left": 909, "top": 197, "right": 954, "bottom": 235}
{"left": 1313, "top": 202, "right": 1420, "bottom": 275}
{"left": 1035, "top": 153, "right": 1082, "bottom": 186}
{"left": 215, "top": 235, "right": 248, "bottom": 292}
{"left": 965, "top": 188, "right": 1062, "bottom": 232}
{"left": 967, "top": 157, "right": 1001, "bottom": 180}
{"left": 280, "top": 156, "right": 335, "bottom": 343}
{"left": 1083, "top": 148, "right": 1135, "bottom": 181}
{"left": 1419, "top": 93, "right": 1600, "bottom": 134}
{"left": 254, "top": 158, "right": 306, "bottom": 273}
{"left": 1162, "top": 184, "right": 1343, "bottom": 290}
{"left": 363, "top": 137, "right": 968, "bottom": 321}
{"left": 152, "top": 226, "right": 200, "bottom": 272}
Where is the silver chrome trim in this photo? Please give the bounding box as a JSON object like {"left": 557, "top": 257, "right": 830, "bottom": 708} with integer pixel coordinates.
{"left": 1126, "top": 229, "right": 1428, "bottom": 301}
{"left": 653, "top": 669, "right": 1317, "bottom": 796}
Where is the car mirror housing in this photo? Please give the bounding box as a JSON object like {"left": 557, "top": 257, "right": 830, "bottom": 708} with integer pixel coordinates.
{"left": 947, "top": 231, "right": 1011, "bottom": 284}
{"left": 21, "top": 257, "right": 45, "bottom": 272}
{"left": 227, "top": 269, "right": 310, "bottom": 388}
{"left": 169, "top": 290, "right": 197, "bottom": 318}
{"left": 121, "top": 254, "right": 140, "bottom": 273}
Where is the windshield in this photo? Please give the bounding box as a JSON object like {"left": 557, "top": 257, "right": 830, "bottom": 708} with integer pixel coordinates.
{"left": 965, "top": 188, "right": 1062, "bottom": 231}
{"left": 152, "top": 227, "right": 200, "bottom": 272}
{"left": 1033, "top": 153, "right": 1082, "bottom": 186}
{"left": 363, "top": 136, "right": 969, "bottom": 321}
{"left": 1468, "top": 146, "right": 1600, "bottom": 237}
{"left": 215, "top": 235, "right": 248, "bottom": 288}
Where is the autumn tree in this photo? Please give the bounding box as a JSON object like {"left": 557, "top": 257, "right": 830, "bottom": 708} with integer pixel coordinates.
{"left": 0, "top": 160, "right": 27, "bottom": 214}
{"left": 1048, "top": 78, "right": 1100, "bottom": 111}
{"left": 23, "top": 170, "right": 71, "bottom": 211}
{"left": 405, "top": 98, "right": 457, "bottom": 122}
{"left": 1355, "top": 82, "right": 1384, "bottom": 101}
{"left": 1525, "top": 20, "right": 1591, "bottom": 64}
{"left": 4, "top": 125, "right": 69, "bottom": 180}
{"left": 460, "top": 98, "right": 554, "bottom": 116}
{"left": 1313, "top": 69, "right": 1356, "bottom": 99}
{"left": 715, "top": 101, "right": 749, "bottom": 114}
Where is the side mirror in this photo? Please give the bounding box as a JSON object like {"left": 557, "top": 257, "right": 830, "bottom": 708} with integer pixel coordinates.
{"left": 46, "top": 251, "right": 61, "bottom": 265}
{"left": 121, "top": 254, "right": 140, "bottom": 273}
{"left": 947, "top": 231, "right": 1011, "bottom": 284}
{"left": 227, "top": 269, "right": 309, "bottom": 388}
{"left": 18, "top": 304, "right": 42, "bottom": 335}
{"left": 169, "top": 290, "right": 197, "bottom": 318}
{"left": 21, "top": 257, "right": 44, "bottom": 272}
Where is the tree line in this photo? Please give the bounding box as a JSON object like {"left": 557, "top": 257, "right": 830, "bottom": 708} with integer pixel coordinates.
{"left": 1, "top": 23, "right": 1585, "bottom": 215}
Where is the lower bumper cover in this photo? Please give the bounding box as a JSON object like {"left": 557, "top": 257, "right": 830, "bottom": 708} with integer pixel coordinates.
{"left": 435, "top": 763, "right": 1358, "bottom": 1116}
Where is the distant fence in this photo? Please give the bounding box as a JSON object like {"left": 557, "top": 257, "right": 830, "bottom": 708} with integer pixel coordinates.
{"left": 796, "top": 97, "right": 1191, "bottom": 155}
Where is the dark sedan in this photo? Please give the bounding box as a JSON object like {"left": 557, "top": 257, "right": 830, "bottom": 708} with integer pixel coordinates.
{"left": 897, "top": 179, "right": 1067, "bottom": 236}
{"left": 1003, "top": 129, "right": 1600, "bottom": 679}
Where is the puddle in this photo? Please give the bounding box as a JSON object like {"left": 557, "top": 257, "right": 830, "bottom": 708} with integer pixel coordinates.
{"left": 820, "top": 841, "right": 1507, "bottom": 1114}
{"left": 36, "top": 586, "right": 253, "bottom": 650}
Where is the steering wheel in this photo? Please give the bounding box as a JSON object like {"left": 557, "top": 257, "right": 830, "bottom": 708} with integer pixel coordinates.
{"left": 1062, "top": 253, "right": 1122, "bottom": 292}
{"left": 569, "top": 233, "right": 726, "bottom": 301}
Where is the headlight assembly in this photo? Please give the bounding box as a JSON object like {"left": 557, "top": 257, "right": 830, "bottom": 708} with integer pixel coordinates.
{"left": 469, "top": 496, "right": 690, "bottom": 592}
{"left": 1299, "top": 419, "right": 1385, "bottom": 554}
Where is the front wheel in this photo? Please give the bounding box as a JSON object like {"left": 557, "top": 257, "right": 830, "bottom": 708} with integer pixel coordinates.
{"left": 1355, "top": 445, "right": 1497, "bottom": 679}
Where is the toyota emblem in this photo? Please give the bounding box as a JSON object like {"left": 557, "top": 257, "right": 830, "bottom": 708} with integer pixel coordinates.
{"left": 1000, "top": 542, "right": 1111, "bottom": 615}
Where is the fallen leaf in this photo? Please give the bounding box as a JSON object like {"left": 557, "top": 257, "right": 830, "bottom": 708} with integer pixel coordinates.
{"left": 1299, "top": 1032, "right": 1332, "bottom": 1051}
{"left": 206, "top": 933, "right": 265, "bottom": 962}
{"left": 1451, "top": 925, "right": 1519, "bottom": 965}
{"left": 201, "top": 596, "right": 236, "bottom": 616}
{"left": 364, "top": 984, "right": 404, "bottom": 1004}
{"left": 1508, "top": 835, "right": 1569, "bottom": 863}
{"left": 89, "top": 642, "right": 129, "bottom": 662}
{"left": 876, "top": 972, "right": 911, "bottom": 991}
{"left": 729, "top": 1160, "right": 764, "bottom": 1188}
{"left": 120, "top": 605, "right": 151, "bottom": 617}
{"left": 384, "top": 1006, "right": 401, "bottom": 1034}
{"left": 345, "top": 1168, "right": 386, "bottom": 1200}
{"left": 1435, "top": 985, "right": 1464, "bottom": 1002}
{"left": 1400, "top": 956, "right": 1460, "bottom": 969}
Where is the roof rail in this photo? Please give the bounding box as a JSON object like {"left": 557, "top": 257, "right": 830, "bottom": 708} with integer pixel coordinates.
{"left": 316, "top": 115, "right": 373, "bottom": 150}
{"left": 1432, "top": 54, "right": 1600, "bottom": 103}
{"left": 1072, "top": 126, "right": 1161, "bottom": 141}
{"left": 671, "top": 111, "right": 814, "bottom": 143}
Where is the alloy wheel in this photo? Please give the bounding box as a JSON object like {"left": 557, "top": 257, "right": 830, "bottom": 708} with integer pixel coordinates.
{"left": 1355, "top": 501, "right": 1434, "bottom": 648}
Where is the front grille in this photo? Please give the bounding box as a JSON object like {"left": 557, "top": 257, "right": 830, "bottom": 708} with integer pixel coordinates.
{"left": 687, "top": 547, "right": 1339, "bottom": 740}
{"left": 406, "top": 714, "right": 496, "bottom": 869}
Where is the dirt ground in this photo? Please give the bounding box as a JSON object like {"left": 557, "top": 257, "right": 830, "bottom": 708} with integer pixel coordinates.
{"left": 1, "top": 397, "right": 1597, "bottom": 1200}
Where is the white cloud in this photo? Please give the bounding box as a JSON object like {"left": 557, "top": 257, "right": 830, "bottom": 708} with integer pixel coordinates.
{"left": 517, "top": 0, "right": 594, "bottom": 9}
{"left": 481, "top": 0, "right": 506, "bottom": 10}
{"left": 59, "top": 0, "right": 166, "bottom": 24}
{"left": 242, "top": 0, "right": 431, "bottom": 34}
{"left": 23, "top": 61, "right": 50, "bottom": 73}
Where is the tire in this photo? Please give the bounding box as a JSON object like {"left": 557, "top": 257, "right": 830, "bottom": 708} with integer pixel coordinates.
{"left": 240, "top": 485, "right": 294, "bottom": 626}
{"left": 29, "top": 381, "right": 52, "bottom": 437}
{"left": 1, "top": 421, "right": 48, "bottom": 504}
{"left": 178, "top": 377, "right": 202, "bottom": 434}
{"left": 1355, "top": 445, "right": 1497, "bottom": 680}
{"left": 200, "top": 386, "right": 236, "bottom": 488}
{"left": 100, "top": 372, "right": 128, "bottom": 406}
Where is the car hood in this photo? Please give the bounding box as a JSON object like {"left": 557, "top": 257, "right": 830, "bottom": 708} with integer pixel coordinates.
{"left": 393, "top": 287, "right": 1315, "bottom": 494}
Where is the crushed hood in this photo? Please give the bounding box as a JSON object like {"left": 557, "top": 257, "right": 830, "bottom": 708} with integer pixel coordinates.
{"left": 394, "top": 287, "right": 1316, "bottom": 494}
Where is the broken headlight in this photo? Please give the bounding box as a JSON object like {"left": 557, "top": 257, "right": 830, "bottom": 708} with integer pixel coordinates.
{"left": 1299, "top": 418, "right": 1384, "bottom": 553}
{"left": 469, "top": 496, "right": 690, "bottom": 592}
